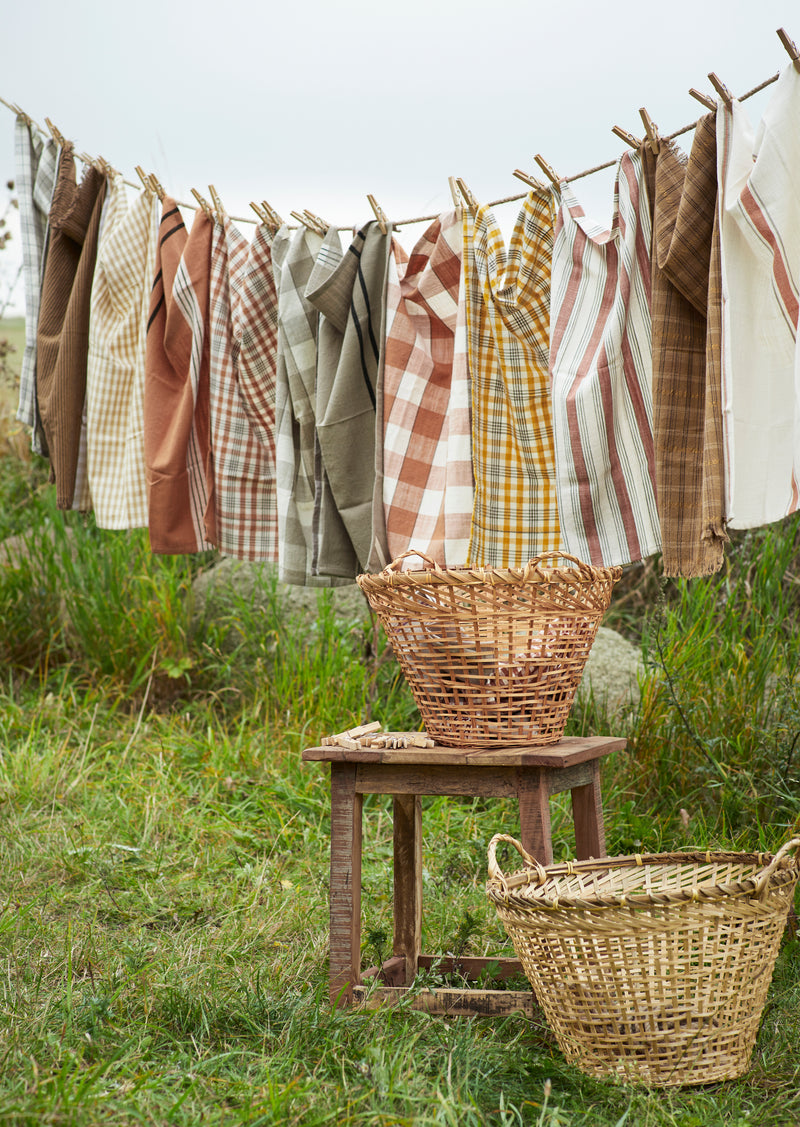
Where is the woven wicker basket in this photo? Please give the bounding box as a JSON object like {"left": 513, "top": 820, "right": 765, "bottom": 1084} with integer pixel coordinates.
{"left": 486, "top": 834, "right": 800, "bottom": 1087}
{"left": 356, "top": 551, "right": 621, "bottom": 748}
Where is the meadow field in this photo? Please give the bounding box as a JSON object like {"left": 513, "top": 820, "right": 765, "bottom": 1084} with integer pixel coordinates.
{"left": 0, "top": 316, "right": 799, "bottom": 1125}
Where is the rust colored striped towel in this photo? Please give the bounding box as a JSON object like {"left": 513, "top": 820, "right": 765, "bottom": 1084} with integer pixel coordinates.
{"left": 465, "top": 190, "right": 561, "bottom": 567}
{"left": 144, "top": 204, "right": 213, "bottom": 553}
{"left": 381, "top": 209, "right": 473, "bottom": 567}
{"left": 717, "top": 65, "right": 800, "bottom": 528}
{"left": 550, "top": 150, "right": 659, "bottom": 568}
{"left": 644, "top": 118, "right": 725, "bottom": 577}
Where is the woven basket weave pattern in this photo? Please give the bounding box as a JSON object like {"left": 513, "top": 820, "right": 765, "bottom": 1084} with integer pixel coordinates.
{"left": 486, "top": 836, "right": 800, "bottom": 1086}
{"left": 357, "top": 553, "right": 621, "bottom": 747}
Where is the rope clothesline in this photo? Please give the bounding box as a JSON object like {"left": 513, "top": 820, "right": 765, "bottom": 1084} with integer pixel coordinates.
{"left": 0, "top": 64, "right": 785, "bottom": 232}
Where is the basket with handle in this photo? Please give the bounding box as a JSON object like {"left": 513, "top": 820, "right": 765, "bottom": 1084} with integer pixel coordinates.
{"left": 486, "top": 833, "right": 800, "bottom": 1086}
{"left": 356, "top": 551, "right": 622, "bottom": 747}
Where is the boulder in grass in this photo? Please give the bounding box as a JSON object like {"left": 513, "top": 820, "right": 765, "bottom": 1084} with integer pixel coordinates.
{"left": 578, "top": 626, "right": 643, "bottom": 713}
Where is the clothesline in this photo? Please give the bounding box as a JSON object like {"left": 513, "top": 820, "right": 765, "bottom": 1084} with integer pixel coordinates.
{"left": 0, "top": 65, "right": 783, "bottom": 232}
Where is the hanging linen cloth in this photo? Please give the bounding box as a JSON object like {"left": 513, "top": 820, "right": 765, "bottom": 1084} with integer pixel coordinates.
{"left": 717, "top": 65, "right": 800, "bottom": 528}
{"left": 36, "top": 144, "right": 106, "bottom": 510}
{"left": 14, "top": 115, "right": 59, "bottom": 452}
{"left": 465, "top": 189, "right": 561, "bottom": 567}
{"left": 86, "top": 176, "right": 159, "bottom": 528}
{"left": 381, "top": 209, "right": 473, "bottom": 566}
{"left": 549, "top": 150, "right": 659, "bottom": 567}
{"left": 643, "top": 115, "right": 724, "bottom": 577}
{"left": 144, "top": 203, "right": 213, "bottom": 553}
{"left": 206, "top": 216, "right": 279, "bottom": 561}
{"left": 272, "top": 225, "right": 344, "bottom": 586}
{"left": 306, "top": 221, "right": 392, "bottom": 576}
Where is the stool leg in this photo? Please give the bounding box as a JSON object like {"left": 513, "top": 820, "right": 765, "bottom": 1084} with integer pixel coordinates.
{"left": 571, "top": 760, "right": 605, "bottom": 859}
{"left": 329, "top": 763, "right": 363, "bottom": 1006}
{"left": 516, "top": 768, "right": 553, "bottom": 865}
{"left": 392, "top": 794, "right": 422, "bottom": 985}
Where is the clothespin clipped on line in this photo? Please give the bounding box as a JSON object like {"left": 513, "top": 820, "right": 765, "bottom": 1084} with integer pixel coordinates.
{"left": 250, "top": 201, "right": 268, "bottom": 225}
{"left": 448, "top": 175, "right": 462, "bottom": 209}
{"left": 10, "top": 102, "right": 33, "bottom": 127}
{"left": 611, "top": 126, "right": 642, "bottom": 151}
{"left": 304, "top": 209, "right": 330, "bottom": 234}
{"left": 191, "top": 188, "right": 213, "bottom": 218}
{"left": 534, "top": 154, "right": 562, "bottom": 188}
{"left": 777, "top": 27, "right": 800, "bottom": 73}
{"left": 149, "top": 172, "right": 165, "bottom": 201}
{"left": 707, "top": 72, "right": 733, "bottom": 109}
{"left": 638, "top": 108, "right": 660, "bottom": 155}
{"left": 367, "top": 194, "right": 388, "bottom": 235}
{"left": 455, "top": 177, "right": 478, "bottom": 212}
{"left": 513, "top": 168, "right": 548, "bottom": 192}
{"left": 262, "top": 200, "right": 284, "bottom": 231}
{"left": 688, "top": 87, "right": 717, "bottom": 112}
{"left": 44, "top": 117, "right": 66, "bottom": 146}
{"left": 208, "top": 184, "right": 225, "bottom": 221}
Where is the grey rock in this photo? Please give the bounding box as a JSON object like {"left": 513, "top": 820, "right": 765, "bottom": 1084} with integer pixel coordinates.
{"left": 578, "top": 626, "right": 643, "bottom": 713}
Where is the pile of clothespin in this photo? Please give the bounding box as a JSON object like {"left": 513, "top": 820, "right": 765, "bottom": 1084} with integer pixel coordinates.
{"left": 320, "top": 722, "right": 434, "bottom": 750}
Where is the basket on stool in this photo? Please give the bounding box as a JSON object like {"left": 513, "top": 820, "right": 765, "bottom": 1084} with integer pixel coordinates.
{"left": 486, "top": 834, "right": 800, "bottom": 1087}
{"left": 356, "top": 551, "right": 621, "bottom": 748}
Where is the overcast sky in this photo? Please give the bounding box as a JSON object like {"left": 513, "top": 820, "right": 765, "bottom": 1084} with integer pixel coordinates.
{"left": 1, "top": 0, "right": 798, "bottom": 313}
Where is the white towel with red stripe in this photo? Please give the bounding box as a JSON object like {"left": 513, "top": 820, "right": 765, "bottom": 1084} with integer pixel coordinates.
{"left": 549, "top": 149, "right": 660, "bottom": 568}
{"left": 717, "top": 64, "right": 800, "bottom": 529}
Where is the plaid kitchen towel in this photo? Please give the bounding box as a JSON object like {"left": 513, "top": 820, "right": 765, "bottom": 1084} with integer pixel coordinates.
{"left": 465, "top": 189, "right": 561, "bottom": 567}
{"left": 87, "top": 176, "right": 159, "bottom": 529}
{"left": 306, "top": 220, "right": 391, "bottom": 576}
{"left": 717, "top": 64, "right": 800, "bottom": 528}
{"left": 144, "top": 202, "right": 213, "bottom": 553}
{"left": 36, "top": 145, "right": 106, "bottom": 510}
{"left": 14, "top": 116, "right": 58, "bottom": 450}
{"left": 271, "top": 225, "right": 345, "bottom": 585}
{"left": 382, "top": 209, "right": 473, "bottom": 566}
{"left": 206, "top": 216, "right": 279, "bottom": 560}
{"left": 644, "top": 119, "right": 724, "bottom": 577}
{"left": 550, "top": 150, "right": 659, "bottom": 567}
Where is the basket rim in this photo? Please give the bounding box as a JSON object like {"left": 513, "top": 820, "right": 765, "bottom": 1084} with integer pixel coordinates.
{"left": 357, "top": 551, "right": 622, "bottom": 591}
{"left": 486, "top": 840, "right": 800, "bottom": 911}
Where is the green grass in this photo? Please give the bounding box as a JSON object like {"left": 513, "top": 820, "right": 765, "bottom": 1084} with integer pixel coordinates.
{"left": 1, "top": 434, "right": 800, "bottom": 1124}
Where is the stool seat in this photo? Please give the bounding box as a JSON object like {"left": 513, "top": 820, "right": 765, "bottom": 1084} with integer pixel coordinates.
{"left": 303, "top": 735, "right": 625, "bottom": 1015}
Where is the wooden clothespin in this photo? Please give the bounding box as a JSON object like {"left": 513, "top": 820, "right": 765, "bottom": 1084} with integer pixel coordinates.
{"left": 208, "top": 184, "right": 224, "bottom": 221}
{"left": 261, "top": 200, "right": 284, "bottom": 231}
{"left": 534, "top": 154, "right": 562, "bottom": 188}
{"left": 777, "top": 27, "right": 800, "bottom": 73}
{"left": 191, "top": 188, "right": 213, "bottom": 218}
{"left": 135, "top": 165, "right": 154, "bottom": 195}
{"left": 44, "top": 117, "right": 66, "bottom": 146}
{"left": 638, "top": 108, "right": 660, "bottom": 155}
{"left": 455, "top": 177, "right": 478, "bottom": 212}
{"left": 290, "top": 210, "right": 321, "bottom": 234}
{"left": 688, "top": 87, "right": 717, "bottom": 112}
{"left": 148, "top": 172, "right": 165, "bottom": 201}
{"left": 513, "top": 168, "right": 548, "bottom": 191}
{"left": 448, "top": 175, "right": 463, "bottom": 209}
{"left": 10, "top": 103, "right": 32, "bottom": 127}
{"left": 611, "top": 126, "right": 642, "bottom": 150}
{"left": 707, "top": 72, "right": 734, "bottom": 109}
{"left": 303, "top": 209, "right": 330, "bottom": 234}
{"left": 367, "top": 194, "right": 388, "bottom": 235}
{"left": 250, "top": 201, "right": 268, "bottom": 224}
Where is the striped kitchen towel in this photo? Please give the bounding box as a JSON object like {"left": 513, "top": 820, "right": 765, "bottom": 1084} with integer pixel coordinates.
{"left": 550, "top": 149, "right": 659, "bottom": 567}
{"left": 14, "top": 116, "right": 58, "bottom": 451}
{"left": 382, "top": 209, "right": 473, "bottom": 566}
{"left": 144, "top": 203, "right": 213, "bottom": 553}
{"left": 644, "top": 119, "right": 724, "bottom": 577}
{"left": 465, "top": 189, "right": 561, "bottom": 567}
{"left": 307, "top": 220, "right": 392, "bottom": 576}
{"left": 87, "top": 176, "right": 159, "bottom": 529}
{"left": 717, "top": 64, "right": 800, "bottom": 528}
{"left": 36, "top": 145, "right": 106, "bottom": 510}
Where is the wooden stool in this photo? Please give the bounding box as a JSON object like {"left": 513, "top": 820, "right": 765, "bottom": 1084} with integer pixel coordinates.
{"left": 302, "top": 735, "right": 625, "bottom": 1016}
